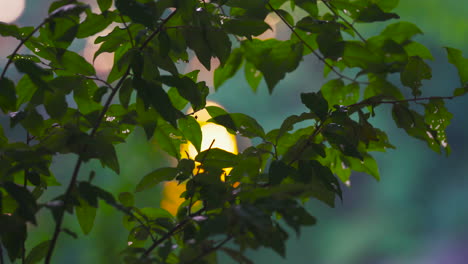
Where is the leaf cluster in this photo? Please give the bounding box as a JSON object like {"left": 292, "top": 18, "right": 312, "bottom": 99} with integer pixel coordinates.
{"left": 0, "top": 0, "right": 466, "bottom": 263}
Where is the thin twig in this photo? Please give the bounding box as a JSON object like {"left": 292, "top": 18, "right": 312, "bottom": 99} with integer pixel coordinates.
{"left": 188, "top": 236, "right": 233, "bottom": 264}
{"left": 44, "top": 11, "right": 179, "bottom": 263}
{"left": 0, "top": 243, "right": 4, "bottom": 264}
{"left": 267, "top": 3, "right": 367, "bottom": 84}
{"left": 119, "top": 13, "right": 134, "bottom": 48}
{"left": 323, "top": 1, "right": 367, "bottom": 43}
{"left": 0, "top": 20, "right": 48, "bottom": 80}
{"left": 140, "top": 207, "right": 206, "bottom": 260}
{"left": 347, "top": 95, "right": 457, "bottom": 108}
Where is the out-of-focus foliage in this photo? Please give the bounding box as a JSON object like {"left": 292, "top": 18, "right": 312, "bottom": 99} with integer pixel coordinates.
{"left": 0, "top": 0, "right": 466, "bottom": 263}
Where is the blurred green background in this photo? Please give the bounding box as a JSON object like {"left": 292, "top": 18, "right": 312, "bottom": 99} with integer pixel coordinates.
{"left": 1, "top": 0, "right": 467, "bottom": 263}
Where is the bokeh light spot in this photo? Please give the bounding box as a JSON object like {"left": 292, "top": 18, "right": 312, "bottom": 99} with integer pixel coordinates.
{"left": 0, "top": 0, "right": 25, "bottom": 23}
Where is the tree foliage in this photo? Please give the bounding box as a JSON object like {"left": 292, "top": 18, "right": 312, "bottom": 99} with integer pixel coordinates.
{"left": 0, "top": 0, "right": 466, "bottom": 263}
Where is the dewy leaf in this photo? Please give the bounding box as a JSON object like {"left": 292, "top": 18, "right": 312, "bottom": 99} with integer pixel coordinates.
{"left": 25, "top": 240, "right": 50, "bottom": 264}
{"left": 400, "top": 56, "right": 432, "bottom": 96}
{"left": 445, "top": 47, "right": 468, "bottom": 87}
{"left": 179, "top": 116, "right": 202, "bottom": 153}
{"left": 424, "top": 99, "right": 453, "bottom": 153}
{"left": 214, "top": 48, "right": 244, "bottom": 90}
{"left": 76, "top": 198, "right": 97, "bottom": 235}
{"left": 0, "top": 77, "right": 17, "bottom": 112}
{"left": 301, "top": 91, "right": 328, "bottom": 121}
{"left": 242, "top": 39, "right": 303, "bottom": 93}
{"left": 135, "top": 167, "right": 178, "bottom": 192}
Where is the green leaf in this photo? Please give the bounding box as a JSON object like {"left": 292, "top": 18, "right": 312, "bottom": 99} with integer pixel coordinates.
{"left": 322, "top": 79, "right": 360, "bottom": 106}
{"left": 424, "top": 99, "right": 453, "bottom": 153}
{"left": 77, "top": 11, "right": 115, "bottom": 38}
{"left": 3, "top": 182, "right": 37, "bottom": 224}
{"left": 356, "top": 4, "right": 399, "bottom": 22}
{"left": 119, "top": 78, "right": 133, "bottom": 109}
{"left": 179, "top": 116, "right": 202, "bottom": 153}
{"left": 76, "top": 198, "right": 97, "bottom": 234}
{"left": 44, "top": 91, "right": 67, "bottom": 120}
{"left": 301, "top": 91, "right": 328, "bottom": 120}
{"left": 244, "top": 61, "right": 263, "bottom": 92}
{"left": 52, "top": 49, "right": 96, "bottom": 76}
{"left": 160, "top": 75, "right": 206, "bottom": 111}
{"left": 208, "top": 113, "right": 266, "bottom": 139}
{"left": 404, "top": 41, "right": 434, "bottom": 61}
{"left": 221, "top": 248, "right": 254, "bottom": 264}
{"left": 400, "top": 56, "right": 432, "bottom": 96}
{"left": 118, "top": 192, "right": 135, "bottom": 207}
{"left": 0, "top": 22, "right": 22, "bottom": 39}
{"left": 98, "top": 0, "right": 112, "bottom": 12}
{"left": 242, "top": 39, "right": 303, "bottom": 93}
{"left": 184, "top": 27, "right": 212, "bottom": 70}
{"left": 276, "top": 112, "right": 317, "bottom": 142}
{"left": 0, "top": 77, "right": 17, "bottom": 112}
{"left": 294, "top": 0, "right": 318, "bottom": 17}
{"left": 348, "top": 154, "right": 380, "bottom": 181}
{"left": 115, "top": 0, "right": 157, "bottom": 28}
{"left": 214, "top": 48, "right": 244, "bottom": 90}
{"left": 134, "top": 78, "right": 183, "bottom": 127}
{"left": 0, "top": 214, "right": 27, "bottom": 261}
{"left": 364, "top": 75, "right": 403, "bottom": 100}
{"left": 445, "top": 47, "right": 468, "bottom": 86}
{"left": 381, "top": 21, "right": 423, "bottom": 44}
{"left": 195, "top": 148, "right": 238, "bottom": 168}
{"left": 153, "top": 121, "right": 184, "bottom": 159}
{"left": 269, "top": 160, "right": 292, "bottom": 185}
{"left": 223, "top": 19, "right": 271, "bottom": 37}
{"left": 206, "top": 29, "right": 232, "bottom": 65}
{"left": 25, "top": 240, "right": 50, "bottom": 264}
{"left": 135, "top": 167, "right": 178, "bottom": 192}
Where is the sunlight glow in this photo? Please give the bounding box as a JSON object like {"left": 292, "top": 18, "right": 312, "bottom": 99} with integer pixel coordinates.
{"left": 161, "top": 101, "right": 238, "bottom": 215}
{"left": 0, "top": 0, "right": 25, "bottom": 23}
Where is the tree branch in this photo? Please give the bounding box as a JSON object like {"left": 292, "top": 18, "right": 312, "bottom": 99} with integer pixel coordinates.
{"left": 44, "top": 9, "right": 179, "bottom": 264}
{"left": 322, "top": 1, "right": 367, "bottom": 43}
{"left": 119, "top": 12, "right": 135, "bottom": 48}
{"left": 188, "top": 236, "right": 233, "bottom": 264}
{"left": 267, "top": 3, "right": 367, "bottom": 84}
{"left": 0, "top": 20, "right": 47, "bottom": 80}
{"left": 347, "top": 95, "right": 458, "bottom": 108}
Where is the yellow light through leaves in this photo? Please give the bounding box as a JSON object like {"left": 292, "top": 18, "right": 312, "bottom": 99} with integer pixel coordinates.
{"left": 0, "top": 0, "right": 25, "bottom": 23}
{"left": 160, "top": 101, "right": 238, "bottom": 215}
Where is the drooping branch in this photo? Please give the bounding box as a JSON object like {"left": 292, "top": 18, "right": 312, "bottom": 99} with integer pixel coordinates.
{"left": 44, "top": 9, "right": 179, "bottom": 264}
{"left": 347, "top": 95, "right": 458, "bottom": 108}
